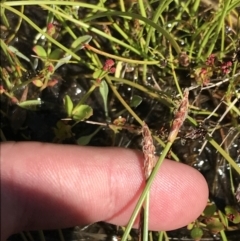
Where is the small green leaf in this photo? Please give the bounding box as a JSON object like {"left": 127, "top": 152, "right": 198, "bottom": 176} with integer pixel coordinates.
{"left": 72, "top": 105, "right": 93, "bottom": 121}
{"left": 77, "top": 127, "right": 100, "bottom": 146}
{"left": 32, "top": 79, "right": 43, "bottom": 87}
{"left": 32, "top": 58, "right": 39, "bottom": 70}
{"left": 206, "top": 219, "right": 224, "bottom": 233}
{"left": 99, "top": 80, "right": 109, "bottom": 118}
{"left": 54, "top": 54, "right": 72, "bottom": 71}
{"left": 225, "top": 205, "right": 240, "bottom": 224}
{"left": 17, "top": 99, "right": 42, "bottom": 110}
{"left": 187, "top": 222, "right": 194, "bottom": 230}
{"left": 77, "top": 135, "right": 92, "bottom": 146}
{"left": 53, "top": 121, "right": 72, "bottom": 141}
{"left": 130, "top": 95, "right": 142, "bottom": 108}
{"left": 49, "top": 48, "right": 64, "bottom": 60}
{"left": 93, "top": 69, "right": 107, "bottom": 79}
{"left": 71, "top": 35, "right": 92, "bottom": 52}
{"left": 64, "top": 95, "right": 73, "bottom": 117}
{"left": 32, "top": 45, "right": 47, "bottom": 58}
{"left": 203, "top": 203, "right": 216, "bottom": 217}
{"left": 190, "top": 227, "right": 203, "bottom": 241}
{"left": 8, "top": 46, "right": 30, "bottom": 62}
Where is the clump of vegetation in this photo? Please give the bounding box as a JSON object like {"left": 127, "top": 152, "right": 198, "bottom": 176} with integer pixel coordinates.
{"left": 1, "top": 0, "right": 240, "bottom": 241}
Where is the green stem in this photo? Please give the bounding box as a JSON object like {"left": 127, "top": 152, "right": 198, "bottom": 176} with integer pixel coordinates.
{"left": 110, "top": 76, "right": 174, "bottom": 107}
{"left": 41, "top": 5, "right": 142, "bottom": 56}
{"left": 86, "top": 44, "right": 159, "bottom": 64}
{"left": 206, "top": 0, "right": 231, "bottom": 56}
{"left": 206, "top": 135, "right": 240, "bottom": 175}
{"left": 6, "top": 5, "right": 24, "bottom": 44}
{"left": 2, "top": 1, "right": 109, "bottom": 10}
{"left": 145, "top": 0, "right": 173, "bottom": 51}
{"left": 220, "top": 230, "right": 228, "bottom": 241}
{"left": 142, "top": 191, "right": 150, "bottom": 241}
{"left": 74, "top": 84, "right": 97, "bottom": 109}
{"left": 105, "top": 76, "right": 143, "bottom": 125}
{"left": 84, "top": 11, "right": 181, "bottom": 54}
{"left": 138, "top": 0, "right": 147, "bottom": 18}
{"left": 121, "top": 142, "right": 172, "bottom": 241}
{"left": 169, "top": 46, "right": 183, "bottom": 97}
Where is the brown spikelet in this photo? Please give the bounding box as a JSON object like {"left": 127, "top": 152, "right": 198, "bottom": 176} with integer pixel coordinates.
{"left": 236, "top": 183, "right": 240, "bottom": 202}
{"left": 168, "top": 89, "right": 189, "bottom": 143}
{"left": 142, "top": 122, "right": 156, "bottom": 179}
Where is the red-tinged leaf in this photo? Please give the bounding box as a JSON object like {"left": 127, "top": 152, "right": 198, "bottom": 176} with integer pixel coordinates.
{"left": 11, "top": 97, "right": 19, "bottom": 104}
{"left": 32, "top": 79, "right": 43, "bottom": 87}
{"left": 47, "top": 23, "right": 56, "bottom": 36}
{"left": 225, "top": 205, "right": 240, "bottom": 224}
{"left": 47, "top": 79, "right": 58, "bottom": 87}
{"left": 113, "top": 117, "right": 126, "bottom": 126}
{"left": 0, "top": 85, "right": 5, "bottom": 94}
{"left": 32, "top": 45, "right": 47, "bottom": 58}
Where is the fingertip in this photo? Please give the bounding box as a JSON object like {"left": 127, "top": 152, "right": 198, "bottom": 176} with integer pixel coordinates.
{"left": 147, "top": 160, "right": 208, "bottom": 230}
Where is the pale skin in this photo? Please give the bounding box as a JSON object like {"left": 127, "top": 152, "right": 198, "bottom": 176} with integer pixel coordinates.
{"left": 1, "top": 142, "right": 209, "bottom": 241}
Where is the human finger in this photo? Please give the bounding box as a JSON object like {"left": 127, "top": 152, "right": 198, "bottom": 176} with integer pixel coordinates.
{"left": 1, "top": 142, "right": 208, "bottom": 240}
